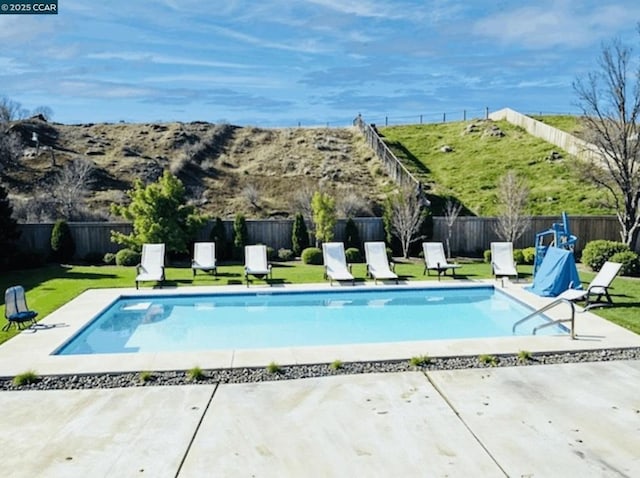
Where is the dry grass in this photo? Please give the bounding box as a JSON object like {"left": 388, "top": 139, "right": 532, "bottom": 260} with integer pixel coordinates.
{"left": 4, "top": 121, "right": 390, "bottom": 219}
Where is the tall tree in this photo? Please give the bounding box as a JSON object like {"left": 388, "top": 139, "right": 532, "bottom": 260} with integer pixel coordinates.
{"left": 573, "top": 31, "right": 640, "bottom": 247}
{"left": 494, "top": 171, "right": 531, "bottom": 243}
{"left": 110, "top": 171, "right": 207, "bottom": 254}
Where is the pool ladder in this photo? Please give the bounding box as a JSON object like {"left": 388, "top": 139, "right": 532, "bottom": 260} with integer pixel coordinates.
{"left": 512, "top": 298, "right": 576, "bottom": 339}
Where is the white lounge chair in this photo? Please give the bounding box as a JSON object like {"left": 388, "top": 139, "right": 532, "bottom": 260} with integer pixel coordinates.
{"left": 322, "top": 242, "right": 354, "bottom": 285}
{"left": 558, "top": 261, "right": 622, "bottom": 310}
{"left": 135, "top": 243, "right": 165, "bottom": 289}
{"left": 3, "top": 286, "right": 38, "bottom": 331}
{"left": 491, "top": 242, "right": 518, "bottom": 282}
{"left": 192, "top": 242, "right": 217, "bottom": 277}
{"left": 244, "top": 245, "right": 272, "bottom": 286}
{"left": 364, "top": 241, "right": 398, "bottom": 284}
{"left": 423, "top": 242, "right": 460, "bottom": 280}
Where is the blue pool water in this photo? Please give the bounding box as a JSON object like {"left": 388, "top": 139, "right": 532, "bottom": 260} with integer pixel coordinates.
{"left": 55, "top": 286, "right": 565, "bottom": 355}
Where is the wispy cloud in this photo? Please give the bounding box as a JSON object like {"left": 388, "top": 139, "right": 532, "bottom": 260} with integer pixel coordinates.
{"left": 473, "top": 1, "right": 638, "bottom": 49}
{"left": 86, "top": 52, "right": 250, "bottom": 69}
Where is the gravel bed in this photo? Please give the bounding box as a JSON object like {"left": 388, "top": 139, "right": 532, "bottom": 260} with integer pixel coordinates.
{"left": 2, "top": 347, "right": 639, "bottom": 391}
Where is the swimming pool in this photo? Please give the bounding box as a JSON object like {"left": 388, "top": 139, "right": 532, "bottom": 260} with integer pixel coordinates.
{"left": 55, "top": 286, "right": 566, "bottom": 355}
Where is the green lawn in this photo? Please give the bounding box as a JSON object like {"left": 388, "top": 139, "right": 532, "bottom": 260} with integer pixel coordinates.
{"left": 1, "top": 260, "right": 638, "bottom": 345}
{"left": 379, "top": 120, "right": 608, "bottom": 216}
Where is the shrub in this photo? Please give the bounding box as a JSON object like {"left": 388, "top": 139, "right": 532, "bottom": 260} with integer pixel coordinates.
{"left": 186, "top": 366, "right": 205, "bottom": 382}
{"left": 209, "top": 216, "right": 230, "bottom": 260}
{"left": 344, "top": 218, "right": 361, "bottom": 250}
{"left": 115, "top": 248, "right": 141, "bottom": 266}
{"left": 266, "top": 246, "right": 275, "bottom": 261}
{"left": 266, "top": 361, "right": 281, "bottom": 374}
{"left": 409, "top": 355, "right": 431, "bottom": 367}
{"left": 12, "top": 370, "right": 39, "bottom": 386}
{"left": 513, "top": 249, "right": 525, "bottom": 265}
{"left": 345, "top": 247, "right": 362, "bottom": 263}
{"left": 233, "top": 213, "right": 248, "bottom": 259}
{"left": 103, "top": 252, "right": 116, "bottom": 265}
{"left": 581, "top": 240, "right": 630, "bottom": 271}
{"left": 50, "top": 219, "right": 75, "bottom": 262}
{"left": 291, "top": 213, "right": 309, "bottom": 256}
{"left": 301, "top": 247, "right": 323, "bottom": 265}
{"left": 521, "top": 247, "right": 536, "bottom": 265}
{"left": 329, "top": 359, "right": 344, "bottom": 370}
{"left": 483, "top": 249, "right": 491, "bottom": 263}
{"left": 278, "top": 248, "right": 295, "bottom": 261}
{"left": 609, "top": 251, "right": 640, "bottom": 277}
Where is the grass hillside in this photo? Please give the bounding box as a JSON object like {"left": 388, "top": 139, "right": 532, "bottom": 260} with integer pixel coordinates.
{"left": 380, "top": 119, "right": 608, "bottom": 216}
{"left": 3, "top": 119, "right": 391, "bottom": 220}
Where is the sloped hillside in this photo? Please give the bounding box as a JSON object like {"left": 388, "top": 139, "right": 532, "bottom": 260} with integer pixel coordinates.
{"left": 2, "top": 118, "right": 394, "bottom": 220}
{"left": 380, "top": 119, "right": 610, "bottom": 216}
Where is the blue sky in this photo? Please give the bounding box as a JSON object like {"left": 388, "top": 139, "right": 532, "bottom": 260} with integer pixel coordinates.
{"left": 1, "top": 0, "right": 640, "bottom": 126}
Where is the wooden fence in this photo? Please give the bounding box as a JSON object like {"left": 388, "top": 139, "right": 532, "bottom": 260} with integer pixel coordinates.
{"left": 16, "top": 215, "right": 630, "bottom": 260}
{"left": 353, "top": 114, "right": 421, "bottom": 190}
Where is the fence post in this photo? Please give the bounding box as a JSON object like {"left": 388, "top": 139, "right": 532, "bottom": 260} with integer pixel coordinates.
{"left": 443, "top": 113, "right": 446, "bottom": 123}
{"left": 463, "top": 110, "right": 466, "bottom": 121}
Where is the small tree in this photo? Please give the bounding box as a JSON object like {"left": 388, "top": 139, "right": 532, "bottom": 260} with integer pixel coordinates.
{"left": 384, "top": 186, "right": 426, "bottom": 258}
{"left": 494, "top": 171, "right": 531, "bottom": 242}
{"left": 0, "top": 183, "right": 20, "bottom": 270}
{"left": 50, "top": 219, "right": 75, "bottom": 263}
{"left": 233, "top": 213, "right": 248, "bottom": 259}
{"left": 344, "top": 218, "right": 361, "bottom": 251}
{"left": 110, "top": 171, "right": 206, "bottom": 254}
{"left": 291, "top": 212, "right": 309, "bottom": 256}
{"left": 311, "top": 191, "right": 336, "bottom": 246}
{"left": 209, "top": 217, "right": 230, "bottom": 260}
{"left": 443, "top": 197, "right": 463, "bottom": 258}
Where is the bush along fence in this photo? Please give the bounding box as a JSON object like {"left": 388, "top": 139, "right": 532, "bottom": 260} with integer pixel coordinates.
{"left": 15, "top": 215, "right": 631, "bottom": 262}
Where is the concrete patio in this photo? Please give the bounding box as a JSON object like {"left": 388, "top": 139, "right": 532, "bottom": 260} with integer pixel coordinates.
{"left": 1, "top": 360, "right": 639, "bottom": 477}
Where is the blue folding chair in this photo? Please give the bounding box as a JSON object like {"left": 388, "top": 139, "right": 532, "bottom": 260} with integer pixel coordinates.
{"left": 3, "top": 286, "right": 38, "bottom": 331}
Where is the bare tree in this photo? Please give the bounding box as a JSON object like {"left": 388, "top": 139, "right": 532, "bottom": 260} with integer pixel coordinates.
{"left": 336, "top": 189, "right": 370, "bottom": 218}
{"left": 384, "top": 186, "right": 426, "bottom": 258}
{"left": 242, "top": 183, "right": 260, "bottom": 210}
{"left": 443, "top": 197, "right": 463, "bottom": 258}
{"left": 573, "top": 32, "right": 640, "bottom": 247}
{"left": 292, "top": 183, "right": 315, "bottom": 228}
{"left": 0, "top": 96, "right": 28, "bottom": 123}
{"left": 50, "top": 158, "right": 95, "bottom": 219}
{"left": 30, "top": 105, "right": 54, "bottom": 121}
{"left": 494, "top": 171, "right": 530, "bottom": 242}
{"left": 0, "top": 131, "right": 23, "bottom": 172}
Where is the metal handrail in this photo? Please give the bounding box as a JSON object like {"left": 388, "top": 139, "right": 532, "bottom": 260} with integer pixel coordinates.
{"left": 512, "top": 298, "right": 575, "bottom": 339}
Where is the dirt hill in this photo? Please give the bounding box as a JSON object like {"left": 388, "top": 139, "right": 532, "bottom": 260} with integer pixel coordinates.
{"left": 2, "top": 118, "right": 394, "bottom": 221}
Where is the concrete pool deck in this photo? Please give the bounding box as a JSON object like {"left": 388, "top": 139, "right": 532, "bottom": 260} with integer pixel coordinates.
{"left": 0, "top": 280, "right": 639, "bottom": 377}
{"left": 1, "top": 361, "right": 639, "bottom": 477}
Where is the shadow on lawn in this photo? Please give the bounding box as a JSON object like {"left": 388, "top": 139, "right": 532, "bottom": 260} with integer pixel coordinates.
{"left": 0, "top": 265, "right": 119, "bottom": 296}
